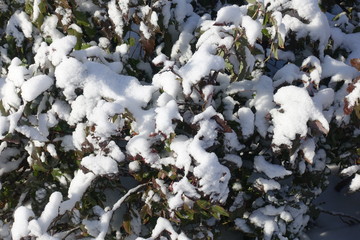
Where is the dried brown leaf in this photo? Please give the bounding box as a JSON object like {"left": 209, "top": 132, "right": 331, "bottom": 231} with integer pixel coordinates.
{"left": 212, "top": 115, "right": 232, "bottom": 133}
{"left": 350, "top": 58, "right": 360, "bottom": 71}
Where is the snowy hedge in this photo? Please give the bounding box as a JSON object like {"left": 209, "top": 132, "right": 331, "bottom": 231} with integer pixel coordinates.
{"left": 0, "top": 0, "right": 359, "bottom": 239}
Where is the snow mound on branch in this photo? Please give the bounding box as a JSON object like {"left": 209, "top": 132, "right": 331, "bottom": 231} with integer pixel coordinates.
{"left": 349, "top": 174, "right": 360, "bottom": 192}
{"left": 254, "top": 156, "right": 292, "bottom": 179}
{"left": 155, "top": 93, "right": 182, "bottom": 135}
{"left": 21, "top": 75, "right": 54, "bottom": 102}
{"left": 282, "top": 0, "right": 330, "bottom": 57}
{"left": 242, "top": 15, "right": 262, "bottom": 46}
{"left": 237, "top": 107, "right": 254, "bottom": 138}
{"left": 179, "top": 44, "right": 225, "bottom": 96}
{"left": 250, "top": 76, "right": 274, "bottom": 137}
{"left": 255, "top": 178, "right": 281, "bottom": 192}
{"left": 55, "top": 56, "right": 156, "bottom": 137}
{"left": 137, "top": 217, "right": 190, "bottom": 240}
{"left": 81, "top": 155, "right": 119, "bottom": 175}
{"left": 6, "top": 11, "right": 32, "bottom": 46}
{"left": 270, "top": 86, "right": 329, "bottom": 149}
{"left": 11, "top": 206, "right": 34, "bottom": 240}
{"left": 215, "top": 5, "right": 245, "bottom": 26}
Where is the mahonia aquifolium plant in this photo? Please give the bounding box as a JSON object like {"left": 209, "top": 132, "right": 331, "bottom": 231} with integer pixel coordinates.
{"left": 0, "top": 0, "right": 359, "bottom": 239}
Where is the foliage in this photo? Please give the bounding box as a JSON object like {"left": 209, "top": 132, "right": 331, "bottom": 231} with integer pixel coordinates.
{"left": 0, "top": 0, "right": 359, "bottom": 240}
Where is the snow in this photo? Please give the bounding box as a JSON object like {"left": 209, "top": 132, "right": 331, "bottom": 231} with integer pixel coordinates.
{"left": 37, "top": 191, "right": 63, "bottom": 233}
{"left": 169, "top": 177, "right": 200, "bottom": 210}
{"left": 6, "top": 11, "right": 32, "bottom": 46}
{"left": 140, "top": 21, "right": 151, "bottom": 39}
{"left": 7, "top": 57, "right": 29, "bottom": 87}
{"left": 299, "top": 138, "right": 316, "bottom": 164}
{"left": 108, "top": 0, "right": 124, "bottom": 37}
{"left": 129, "top": 160, "right": 141, "bottom": 172}
{"left": 59, "top": 170, "right": 96, "bottom": 214}
{"left": 48, "top": 36, "right": 77, "bottom": 66}
{"left": 155, "top": 95, "right": 182, "bottom": 135}
{"left": 170, "top": 136, "right": 192, "bottom": 175}
{"left": 250, "top": 76, "right": 274, "bottom": 137}
{"left": 0, "top": 147, "right": 22, "bottom": 176}
{"left": 349, "top": 174, "right": 360, "bottom": 192}
{"left": 223, "top": 154, "right": 242, "bottom": 168}
{"left": 127, "top": 135, "right": 159, "bottom": 164}
{"left": 321, "top": 55, "right": 357, "bottom": 82}
{"left": 179, "top": 44, "right": 225, "bottom": 96}
{"left": 254, "top": 178, "right": 281, "bottom": 192}
{"left": 242, "top": 15, "right": 262, "bottom": 46}
{"left": 302, "top": 56, "right": 322, "bottom": 87}
{"left": 254, "top": 156, "right": 292, "bottom": 179}
{"left": 215, "top": 5, "right": 244, "bottom": 26}
{"left": 270, "top": 86, "right": 329, "bottom": 149}
{"left": 81, "top": 155, "right": 119, "bottom": 175}
{"left": 273, "top": 63, "right": 304, "bottom": 87}
{"left": 32, "top": 0, "right": 41, "bottom": 22}
{"left": 11, "top": 206, "right": 34, "bottom": 240}
{"left": 249, "top": 210, "right": 278, "bottom": 240}
{"left": 284, "top": 0, "right": 330, "bottom": 57}
{"left": 137, "top": 217, "right": 190, "bottom": 240}
{"left": 237, "top": 107, "right": 254, "bottom": 138}
{"left": 345, "top": 81, "right": 360, "bottom": 110}
{"left": 21, "top": 75, "right": 54, "bottom": 102}
{"left": 41, "top": 15, "right": 64, "bottom": 40}
{"left": 341, "top": 165, "right": 360, "bottom": 177}
{"left": 98, "top": 37, "right": 110, "bottom": 49}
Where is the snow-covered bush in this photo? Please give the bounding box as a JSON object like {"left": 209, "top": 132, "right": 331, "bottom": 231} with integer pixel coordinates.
{"left": 0, "top": 0, "right": 359, "bottom": 239}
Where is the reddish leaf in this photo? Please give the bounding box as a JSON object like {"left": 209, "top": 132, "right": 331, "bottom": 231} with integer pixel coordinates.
{"left": 308, "top": 120, "right": 329, "bottom": 135}
{"left": 213, "top": 22, "right": 225, "bottom": 26}
{"left": 347, "top": 83, "right": 355, "bottom": 93}
{"left": 350, "top": 58, "right": 360, "bottom": 71}
{"left": 344, "top": 98, "right": 354, "bottom": 115}
{"left": 140, "top": 37, "right": 155, "bottom": 56}
{"left": 212, "top": 115, "right": 232, "bottom": 133}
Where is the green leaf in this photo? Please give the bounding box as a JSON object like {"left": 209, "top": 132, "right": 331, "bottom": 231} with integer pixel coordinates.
{"left": 25, "top": 2, "right": 33, "bottom": 16}
{"left": 128, "top": 37, "right": 136, "bottom": 47}
{"left": 277, "top": 33, "right": 285, "bottom": 49}
{"left": 355, "top": 103, "right": 360, "bottom": 119}
{"left": 73, "top": 10, "right": 91, "bottom": 27}
{"left": 67, "top": 28, "right": 83, "bottom": 50}
{"left": 81, "top": 43, "right": 92, "bottom": 49}
{"left": 262, "top": 28, "right": 270, "bottom": 38}
{"left": 196, "top": 200, "right": 211, "bottom": 210}
{"left": 210, "top": 205, "right": 229, "bottom": 219}
{"left": 247, "top": 4, "right": 259, "bottom": 19}
{"left": 245, "top": 0, "right": 257, "bottom": 4}
{"left": 263, "top": 12, "right": 270, "bottom": 26}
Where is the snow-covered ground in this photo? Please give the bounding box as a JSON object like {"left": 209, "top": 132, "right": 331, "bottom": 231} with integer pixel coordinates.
{"left": 306, "top": 166, "right": 360, "bottom": 240}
